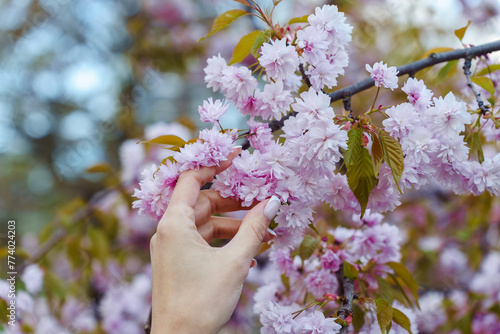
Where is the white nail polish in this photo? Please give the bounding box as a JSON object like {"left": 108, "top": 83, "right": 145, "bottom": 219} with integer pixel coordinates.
{"left": 267, "top": 227, "right": 277, "bottom": 236}
{"left": 233, "top": 145, "right": 242, "bottom": 149}
{"left": 264, "top": 196, "right": 281, "bottom": 221}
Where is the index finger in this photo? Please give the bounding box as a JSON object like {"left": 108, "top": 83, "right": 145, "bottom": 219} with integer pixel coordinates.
{"left": 168, "top": 147, "right": 240, "bottom": 209}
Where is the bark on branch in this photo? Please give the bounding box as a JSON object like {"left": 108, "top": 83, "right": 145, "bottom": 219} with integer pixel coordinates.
{"left": 328, "top": 40, "right": 500, "bottom": 103}
{"left": 336, "top": 263, "right": 355, "bottom": 334}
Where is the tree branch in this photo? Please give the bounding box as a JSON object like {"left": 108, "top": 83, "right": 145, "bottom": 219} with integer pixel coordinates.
{"left": 336, "top": 263, "right": 355, "bottom": 334}
{"left": 329, "top": 40, "right": 500, "bottom": 103}
{"left": 463, "top": 56, "right": 490, "bottom": 115}
{"left": 299, "top": 63, "right": 312, "bottom": 88}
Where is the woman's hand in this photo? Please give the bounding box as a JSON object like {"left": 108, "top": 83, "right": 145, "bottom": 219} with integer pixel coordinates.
{"left": 150, "top": 148, "right": 280, "bottom": 334}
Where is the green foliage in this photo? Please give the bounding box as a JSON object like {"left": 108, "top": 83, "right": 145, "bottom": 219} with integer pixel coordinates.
{"left": 352, "top": 302, "right": 366, "bottom": 332}
{"left": 475, "top": 64, "right": 500, "bottom": 76}
{"left": 387, "top": 262, "right": 420, "bottom": 308}
{"left": 137, "top": 135, "right": 187, "bottom": 147}
{"left": 376, "top": 277, "right": 395, "bottom": 304}
{"left": 85, "top": 163, "right": 114, "bottom": 174}
{"left": 471, "top": 76, "right": 496, "bottom": 97}
{"left": 344, "top": 261, "right": 359, "bottom": 280}
{"left": 200, "top": 9, "right": 249, "bottom": 41}
{"left": 437, "top": 60, "right": 458, "bottom": 84}
{"left": 470, "top": 131, "right": 485, "bottom": 163}
{"left": 298, "top": 235, "right": 319, "bottom": 260}
{"left": 454, "top": 20, "right": 471, "bottom": 41}
{"left": 379, "top": 130, "right": 404, "bottom": 194}
{"left": 392, "top": 307, "right": 413, "bottom": 334}
{"left": 376, "top": 298, "right": 393, "bottom": 334}
{"left": 229, "top": 31, "right": 264, "bottom": 65}
{"left": 345, "top": 128, "right": 378, "bottom": 217}
{"left": 251, "top": 31, "right": 271, "bottom": 59}
{"left": 66, "top": 236, "right": 83, "bottom": 269}
{"left": 88, "top": 227, "right": 110, "bottom": 265}
{"left": 371, "top": 133, "right": 384, "bottom": 175}
{"left": 288, "top": 15, "right": 309, "bottom": 25}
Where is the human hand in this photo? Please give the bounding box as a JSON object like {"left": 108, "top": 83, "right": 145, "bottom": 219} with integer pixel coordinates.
{"left": 149, "top": 148, "right": 280, "bottom": 334}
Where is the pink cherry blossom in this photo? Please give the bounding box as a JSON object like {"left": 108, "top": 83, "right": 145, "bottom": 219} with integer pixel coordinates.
{"left": 198, "top": 97, "right": 229, "bottom": 123}
{"left": 259, "top": 38, "right": 300, "bottom": 81}
{"left": 366, "top": 61, "right": 399, "bottom": 90}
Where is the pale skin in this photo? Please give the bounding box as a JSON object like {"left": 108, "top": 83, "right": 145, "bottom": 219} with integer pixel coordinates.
{"left": 150, "top": 148, "right": 277, "bottom": 333}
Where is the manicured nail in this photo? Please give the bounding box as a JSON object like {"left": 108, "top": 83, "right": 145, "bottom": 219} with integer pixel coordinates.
{"left": 267, "top": 227, "right": 276, "bottom": 236}
{"left": 264, "top": 195, "right": 281, "bottom": 221}
{"left": 250, "top": 258, "right": 257, "bottom": 268}
{"left": 233, "top": 145, "right": 242, "bottom": 149}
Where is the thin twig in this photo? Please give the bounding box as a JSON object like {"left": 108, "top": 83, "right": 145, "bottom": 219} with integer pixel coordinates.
{"left": 329, "top": 40, "right": 500, "bottom": 103}
{"left": 463, "top": 56, "right": 490, "bottom": 115}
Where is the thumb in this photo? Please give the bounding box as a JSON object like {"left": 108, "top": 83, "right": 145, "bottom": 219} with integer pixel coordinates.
{"left": 226, "top": 196, "right": 281, "bottom": 259}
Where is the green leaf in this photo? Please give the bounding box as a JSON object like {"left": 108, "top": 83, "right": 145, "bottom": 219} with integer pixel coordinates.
{"left": 299, "top": 235, "right": 319, "bottom": 260}
{"left": 470, "top": 132, "right": 485, "bottom": 163}
{"left": 454, "top": 20, "right": 471, "bottom": 41}
{"left": 308, "top": 222, "right": 320, "bottom": 235}
{"left": 250, "top": 31, "right": 270, "bottom": 59}
{"left": 456, "top": 313, "right": 473, "bottom": 334}
{"left": 488, "top": 97, "right": 495, "bottom": 107}
{"left": 392, "top": 307, "right": 413, "bottom": 334}
{"left": 86, "top": 162, "right": 113, "bottom": 174}
{"left": 376, "top": 277, "right": 395, "bottom": 304}
{"left": 200, "top": 9, "right": 249, "bottom": 41}
{"left": 88, "top": 227, "right": 110, "bottom": 264}
{"left": 471, "top": 76, "right": 496, "bottom": 97}
{"left": 344, "top": 261, "right": 359, "bottom": 280}
{"left": 281, "top": 274, "right": 290, "bottom": 290}
{"left": 66, "top": 237, "right": 82, "bottom": 269}
{"left": 387, "top": 262, "right": 419, "bottom": 308}
{"left": 371, "top": 133, "right": 384, "bottom": 175}
{"left": 436, "top": 60, "right": 458, "bottom": 84}
{"left": 137, "top": 135, "right": 187, "bottom": 147}
{"left": 229, "top": 30, "right": 263, "bottom": 65}
{"left": 352, "top": 302, "right": 366, "bottom": 332}
{"left": 345, "top": 129, "right": 378, "bottom": 217}
{"left": 288, "top": 15, "right": 309, "bottom": 25}
{"left": 44, "top": 271, "right": 66, "bottom": 299}
{"left": 379, "top": 131, "right": 404, "bottom": 194}
{"left": 376, "top": 298, "right": 393, "bottom": 334}
{"left": 475, "top": 64, "right": 500, "bottom": 77}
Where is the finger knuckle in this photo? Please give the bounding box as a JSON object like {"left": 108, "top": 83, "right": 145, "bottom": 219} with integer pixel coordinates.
{"left": 250, "top": 220, "right": 267, "bottom": 242}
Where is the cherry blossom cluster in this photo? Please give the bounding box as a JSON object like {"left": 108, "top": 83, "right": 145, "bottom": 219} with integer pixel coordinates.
{"left": 132, "top": 126, "right": 237, "bottom": 220}
{"left": 252, "top": 211, "right": 404, "bottom": 332}
{"left": 384, "top": 78, "right": 500, "bottom": 196}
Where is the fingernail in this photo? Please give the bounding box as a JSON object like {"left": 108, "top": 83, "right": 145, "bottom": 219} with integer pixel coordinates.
{"left": 250, "top": 258, "right": 257, "bottom": 268}
{"left": 264, "top": 196, "right": 281, "bottom": 221}
{"left": 233, "top": 145, "right": 242, "bottom": 149}
{"left": 267, "top": 227, "right": 276, "bottom": 236}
